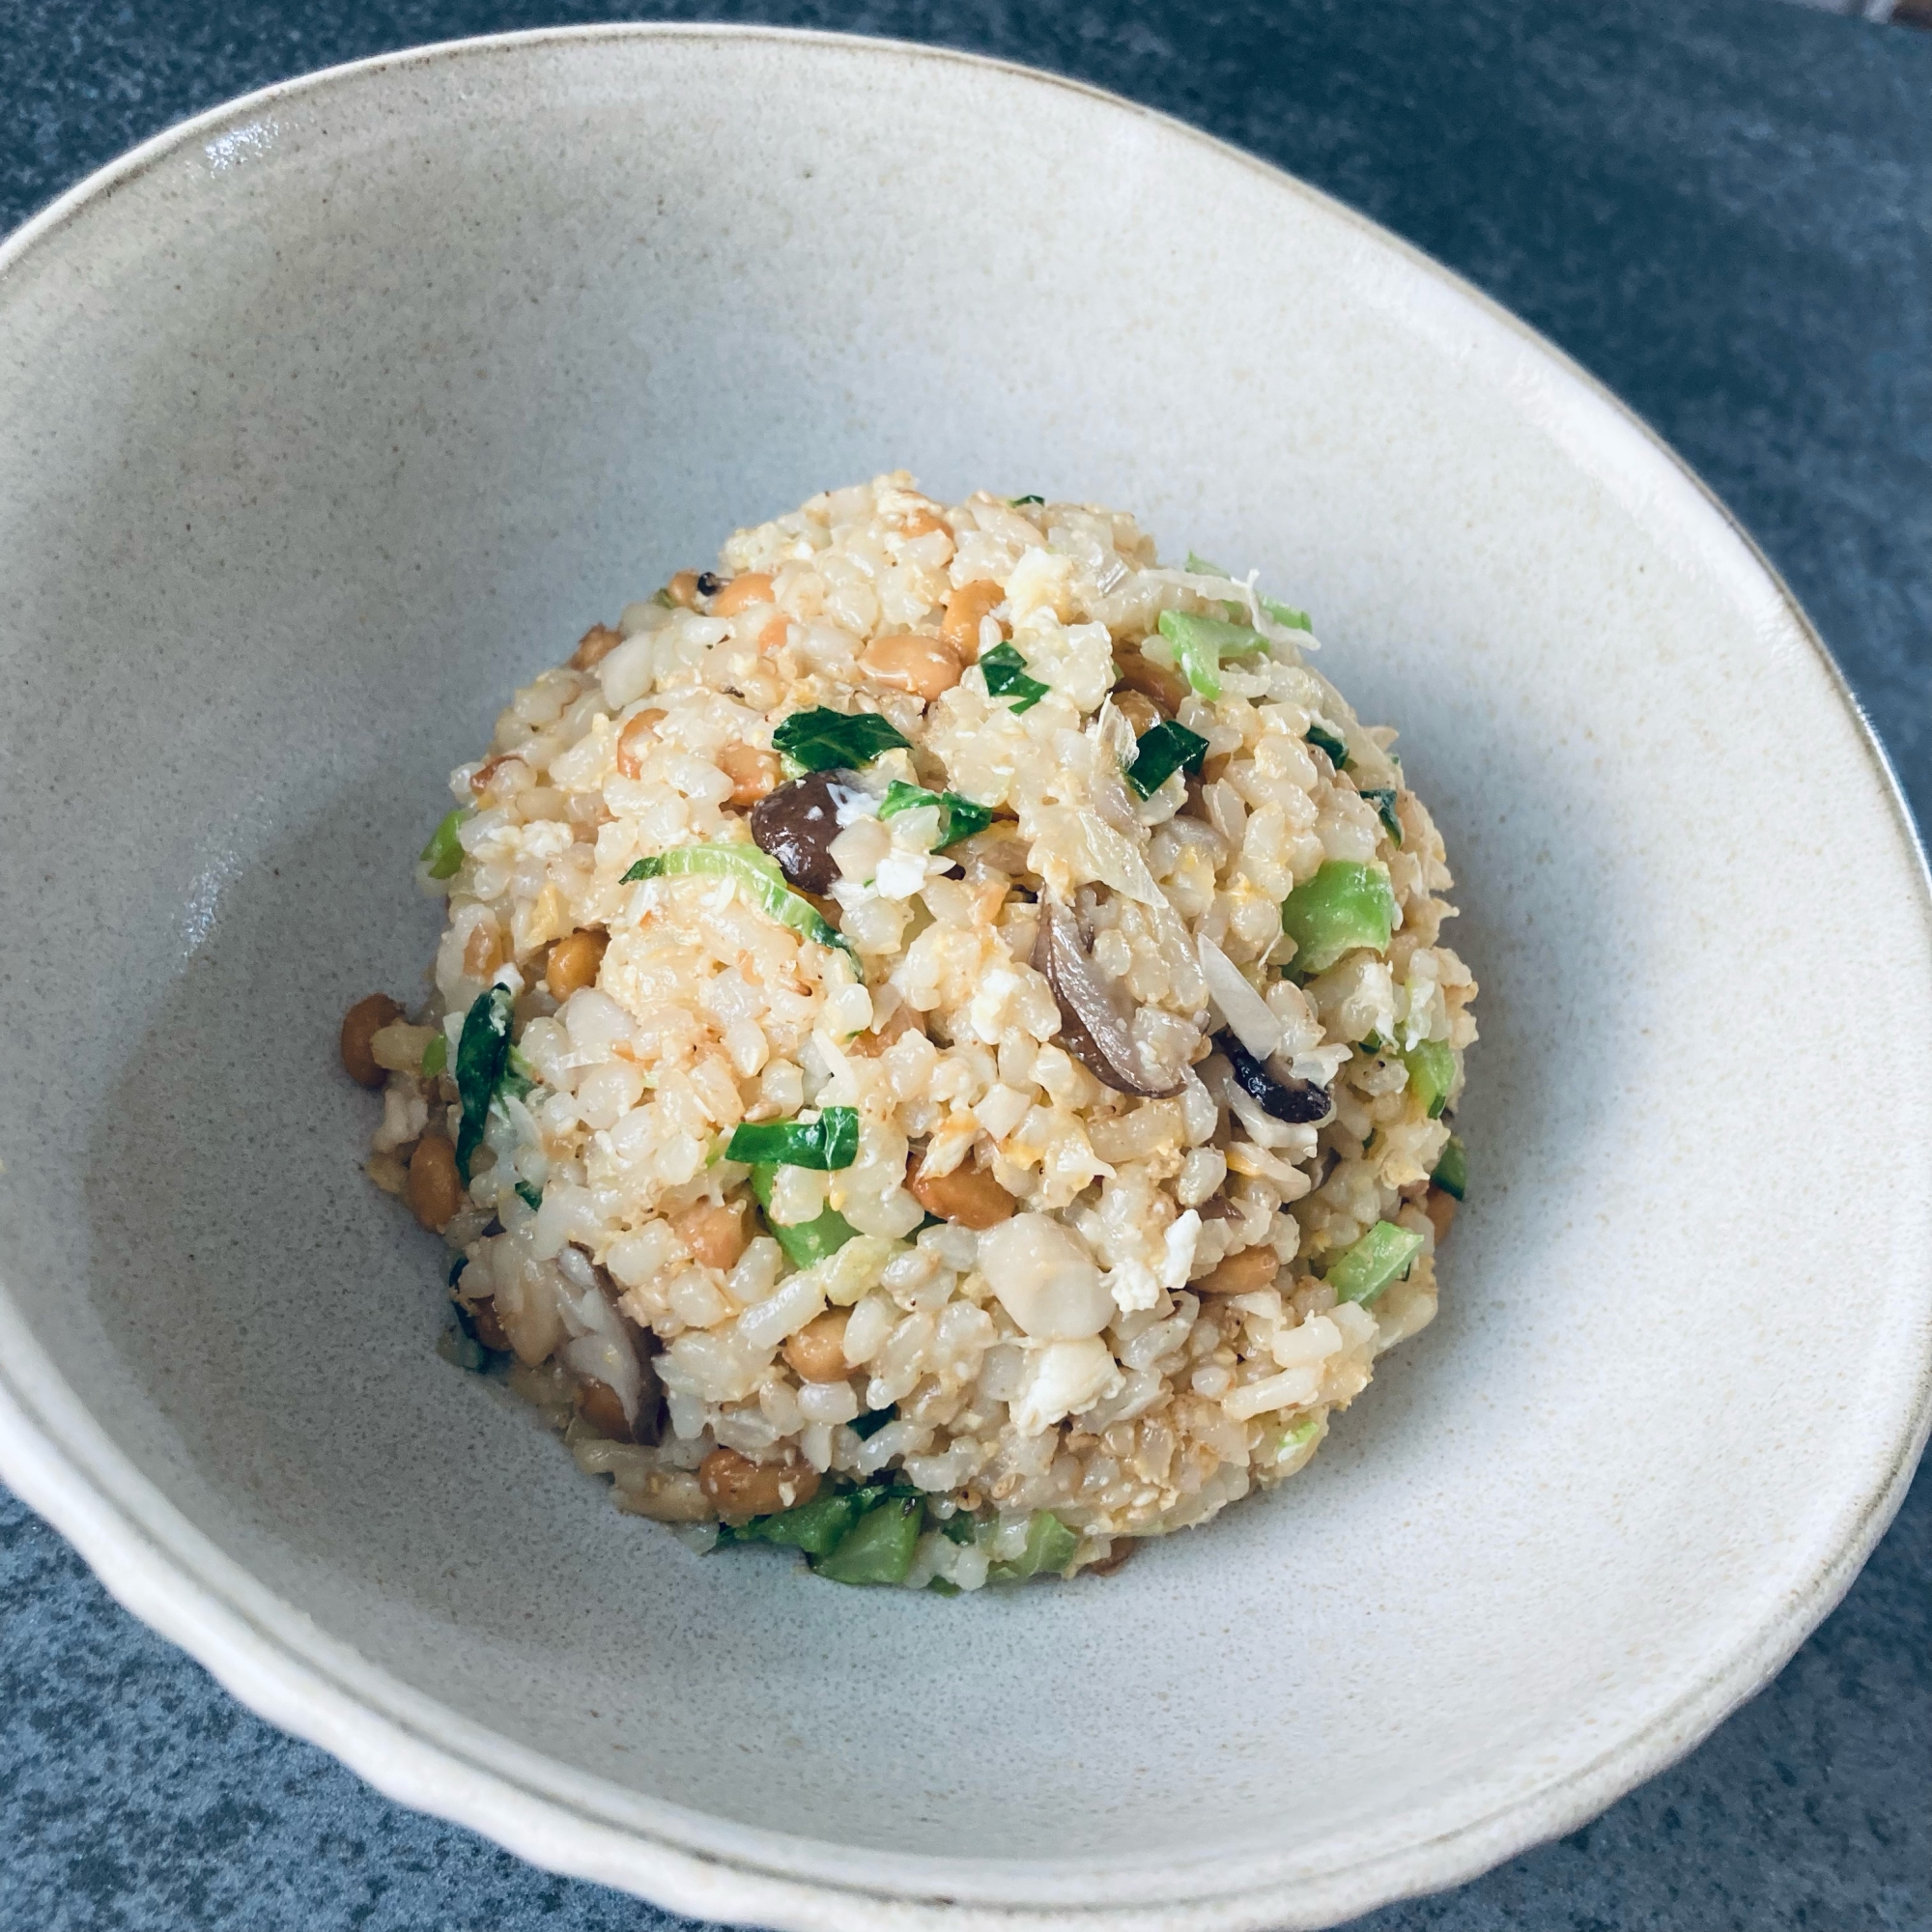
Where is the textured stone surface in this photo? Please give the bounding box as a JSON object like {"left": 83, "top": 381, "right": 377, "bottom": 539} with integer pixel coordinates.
{"left": 1, "top": 2, "right": 1926, "bottom": 1928}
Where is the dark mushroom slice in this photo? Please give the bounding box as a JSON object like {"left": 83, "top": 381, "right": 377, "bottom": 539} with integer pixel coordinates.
{"left": 749, "top": 768, "right": 870, "bottom": 894}
{"left": 1213, "top": 1028, "right": 1332, "bottom": 1124}
{"left": 450, "top": 1293, "right": 509, "bottom": 1354}
{"left": 464, "top": 1294, "right": 512, "bottom": 1353}
{"left": 563, "top": 1257, "right": 668, "bottom": 1447}
{"left": 576, "top": 1375, "right": 639, "bottom": 1443}
{"left": 1032, "top": 895, "right": 1186, "bottom": 1098}
{"left": 630, "top": 1343, "right": 666, "bottom": 1446}
{"left": 573, "top": 1333, "right": 666, "bottom": 1447}
{"left": 951, "top": 820, "right": 1037, "bottom": 885}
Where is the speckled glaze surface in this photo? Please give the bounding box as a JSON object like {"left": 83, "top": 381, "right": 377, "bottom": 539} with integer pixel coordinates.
{"left": 0, "top": 25, "right": 1926, "bottom": 1932}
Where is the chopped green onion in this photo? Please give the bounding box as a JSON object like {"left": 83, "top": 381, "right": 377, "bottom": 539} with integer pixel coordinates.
{"left": 1402, "top": 1039, "right": 1456, "bottom": 1120}
{"left": 979, "top": 641, "right": 1050, "bottom": 713}
{"left": 1358, "top": 1031, "right": 1386, "bottom": 1056}
{"left": 985, "top": 1510, "right": 1080, "bottom": 1582}
{"left": 1280, "top": 862, "right": 1397, "bottom": 976}
{"left": 1261, "top": 595, "right": 1312, "bottom": 632}
{"left": 878, "top": 780, "right": 994, "bottom": 847}
{"left": 726, "top": 1106, "right": 859, "bottom": 1171}
{"left": 1432, "top": 1134, "right": 1468, "bottom": 1201}
{"left": 1360, "top": 786, "right": 1403, "bottom": 843}
{"left": 1123, "top": 720, "right": 1209, "bottom": 798}
{"left": 453, "top": 984, "right": 515, "bottom": 1183}
{"left": 940, "top": 1510, "right": 979, "bottom": 1546}
{"left": 1322, "top": 1220, "right": 1426, "bottom": 1306}
{"left": 848, "top": 1406, "right": 897, "bottom": 1440}
{"left": 651, "top": 586, "right": 675, "bottom": 609}
{"left": 514, "top": 1179, "right": 544, "bottom": 1213}
{"left": 748, "top": 1164, "right": 859, "bottom": 1267}
{"left": 1184, "top": 551, "right": 1229, "bottom": 578}
{"left": 419, "top": 808, "right": 470, "bottom": 881}
{"left": 1009, "top": 494, "right": 1044, "bottom": 506}
{"left": 421, "top": 1034, "right": 448, "bottom": 1077}
{"left": 1155, "top": 609, "right": 1267, "bottom": 699}
{"left": 771, "top": 707, "right": 912, "bottom": 773}
{"left": 812, "top": 1492, "right": 924, "bottom": 1585}
{"left": 1304, "top": 722, "right": 1350, "bottom": 769}
{"left": 926, "top": 1577, "right": 963, "bottom": 1597}
{"left": 621, "top": 843, "right": 856, "bottom": 962}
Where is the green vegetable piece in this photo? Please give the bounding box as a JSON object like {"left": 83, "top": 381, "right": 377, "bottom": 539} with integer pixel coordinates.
{"left": 938, "top": 794, "right": 993, "bottom": 842}
{"left": 515, "top": 1179, "right": 544, "bottom": 1213}
{"left": 848, "top": 1406, "right": 896, "bottom": 1440}
{"left": 880, "top": 780, "right": 941, "bottom": 820}
{"left": 420, "top": 808, "right": 470, "bottom": 881}
{"left": 1432, "top": 1134, "right": 1468, "bottom": 1202}
{"left": 748, "top": 1164, "right": 859, "bottom": 1267}
{"left": 1402, "top": 1039, "right": 1456, "bottom": 1120}
{"left": 438, "top": 1323, "right": 489, "bottom": 1374}
{"left": 1360, "top": 786, "right": 1403, "bottom": 843}
{"left": 1323, "top": 1220, "right": 1426, "bottom": 1306}
{"left": 1267, "top": 1414, "right": 1323, "bottom": 1463}
{"left": 1124, "top": 720, "right": 1209, "bottom": 799}
{"left": 766, "top": 1205, "right": 858, "bottom": 1269}
{"left": 878, "top": 780, "right": 994, "bottom": 847}
{"left": 1029, "top": 1511, "right": 1079, "bottom": 1575}
{"left": 979, "top": 641, "right": 1050, "bottom": 713}
{"left": 1009, "top": 494, "right": 1044, "bottom": 506}
{"left": 1280, "top": 862, "right": 1397, "bottom": 976}
{"left": 1184, "top": 551, "right": 1229, "bottom": 578}
{"left": 940, "top": 1511, "right": 979, "bottom": 1546}
{"left": 1358, "top": 1031, "right": 1386, "bottom": 1056}
{"left": 726, "top": 1106, "right": 859, "bottom": 1170}
{"left": 926, "top": 1577, "right": 963, "bottom": 1597}
{"left": 986, "top": 1510, "right": 1080, "bottom": 1582}
{"left": 1261, "top": 594, "right": 1312, "bottom": 632}
{"left": 813, "top": 1493, "right": 924, "bottom": 1585}
{"left": 1304, "top": 722, "right": 1350, "bottom": 769}
{"left": 738, "top": 1488, "right": 871, "bottom": 1555}
{"left": 1155, "top": 609, "right": 1266, "bottom": 699}
{"left": 621, "top": 843, "right": 857, "bottom": 962}
{"left": 453, "top": 984, "right": 515, "bottom": 1183}
{"left": 500, "top": 1044, "right": 536, "bottom": 1102}
{"left": 771, "top": 707, "right": 912, "bottom": 773}
{"left": 420, "top": 1034, "right": 448, "bottom": 1077}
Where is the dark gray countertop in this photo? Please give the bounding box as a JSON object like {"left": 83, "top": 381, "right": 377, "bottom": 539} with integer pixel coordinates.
{"left": 2, "top": 3, "right": 1927, "bottom": 1927}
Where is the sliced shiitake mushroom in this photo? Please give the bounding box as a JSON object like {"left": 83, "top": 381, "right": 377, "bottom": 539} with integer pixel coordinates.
{"left": 1212, "top": 1028, "right": 1332, "bottom": 1124}
{"left": 749, "top": 768, "right": 869, "bottom": 894}
{"left": 577, "top": 1342, "right": 664, "bottom": 1447}
{"left": 1032, "top": 895, "right": 1188, "bottom": 1098}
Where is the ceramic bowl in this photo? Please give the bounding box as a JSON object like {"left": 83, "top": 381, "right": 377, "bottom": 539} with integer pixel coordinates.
{"left": 0, "top": 26, "right": 1927, "bottom": 1932}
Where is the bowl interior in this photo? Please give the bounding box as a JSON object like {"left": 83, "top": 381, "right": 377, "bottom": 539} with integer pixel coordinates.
{"left": 1, "top": 29, "right": 1928, "bottom": 1917}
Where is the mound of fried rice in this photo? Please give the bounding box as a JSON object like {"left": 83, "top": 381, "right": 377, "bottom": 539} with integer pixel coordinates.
{"left": 345, "top": 474, "right": 1476, "bottom": 1590}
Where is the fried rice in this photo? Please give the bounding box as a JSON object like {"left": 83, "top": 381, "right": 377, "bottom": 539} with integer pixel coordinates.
{"left": 341, "top": 473, "right": 1476, "bottom": 1590}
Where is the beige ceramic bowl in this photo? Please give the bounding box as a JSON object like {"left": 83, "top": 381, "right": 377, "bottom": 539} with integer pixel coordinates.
{"left": 0, "top": 26, "right": 1927, "bottom": 1932}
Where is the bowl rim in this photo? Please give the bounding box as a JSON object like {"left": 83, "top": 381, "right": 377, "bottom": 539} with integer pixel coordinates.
{"left": 2, "top": 21, "right": 1928, "bottom": 1931}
